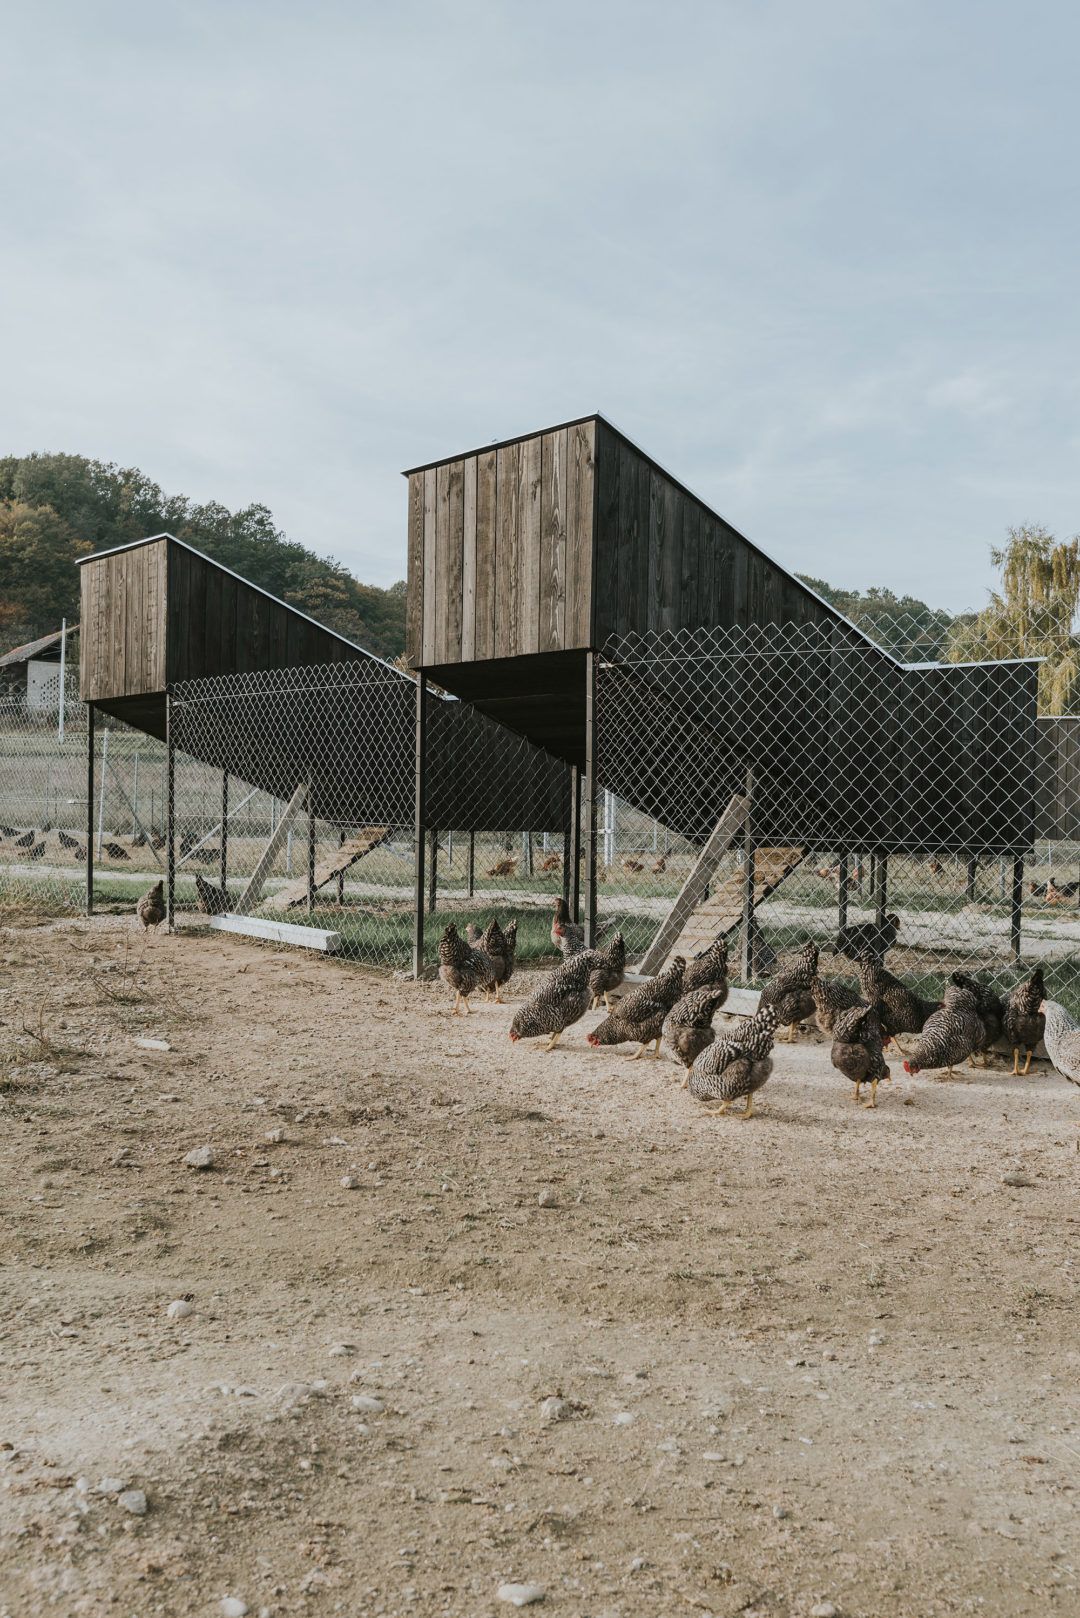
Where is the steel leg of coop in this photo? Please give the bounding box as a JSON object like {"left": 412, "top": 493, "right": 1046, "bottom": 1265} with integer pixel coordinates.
{"left": 307, "top": 788, "right": 316, "bottom": 916}
{"left": 570, "top": 764, "right": 582, "bottom": 923}
{"left": 85, "top": 702, "right": 95, "bottom": 916}
{"left": 412, "top": 673, "right": 427, "bottom": 978}
{"left": 740, "top": 766, "right": 756, "bottom": 981}
{"left": 1011, "top": 857, "right": 1024, "bottom": 960}
{"left": 165, "top": 692, "right": 175, "bottom": 932}
{"left": 874, "top": 851, "right": 888, "bottom": 930}
{"left": 220, "top": 770, "right": 229, "bottom": 894}
{"left": 467, "top": 831, "right": 475, "bottom": 899}
{"left": 428, "top": 829, "right": 438, "bottom": 915}
{"left": 583, "top": 654, "right": 598, "bottom": 948}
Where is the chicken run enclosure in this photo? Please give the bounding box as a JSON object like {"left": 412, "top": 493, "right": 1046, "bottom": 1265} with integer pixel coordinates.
{"left": 3, "top": 414, "right": 1080, "bottom": 1009}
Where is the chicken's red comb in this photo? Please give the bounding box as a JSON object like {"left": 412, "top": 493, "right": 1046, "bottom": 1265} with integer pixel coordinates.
{"left": 902, "top": 1060, "right": 918, "bottom": 1075}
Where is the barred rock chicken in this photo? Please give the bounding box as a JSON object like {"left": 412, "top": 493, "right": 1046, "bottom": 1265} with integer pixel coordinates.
{"left": 509, "top": 948, "right": 600, "bottom": 1051}
{"left": 103, "top": 841, "right": 131, "bottom": 861}
{"left": 663, "top": 986, "right": 730, "bottom": 1070}
{"left": 587, "top": 956, "right": 686, "bottom": 1060}
{"left": 438, "top": 922, "right": 496, "bottom": 1016}
{"left": 194, "top": 873, "right": 230, "bottom": 916}
{"left": 498, "top": 918, "right": 518, "bottom": 993}
{"left": 136, "top": 880, "right": 166, "bottom": 932}
{"left": 1004, "top": 967, "right": 1045, "bottom": 1075}
{"left": 551, "top": 896, "right": 586, "bottom": 957}
{"left": 1039, "top": 999, "right": 1080, "bottom": 1089}
{"left": 830, "top": 1003, "right": 889, "bottom": 1107}
{"left": 687, "top": 1005, "right": 780, "bottom": 1117}
{"left": 950, "top": 972, "right": 1005, "bottom": 1066}
{"left": 11, "top": 829, "right": 34, "bottom": 849}
{"left": 856, "top": 952, "right": 939, "bottom": 1052}
{"left": 810, "top": 973, "right": 863, "bottom": 1036}
{"left": 834, "top": 912, "right": 900, "bottom": 962}
{"left": 57, "top": 829, "right": 81, "bottom": 850}
{"left": 588, "top": 931, "right": 626, "bottom": 1011}
{"left": 758, "top": 941, "right": 818, "bottom": 1041}
{"left": 682, "top": 934, "right": 729, "bottom": 997}
{"left": 902, "top": 981, "right": 984, "bottom": 1077}
{"left": 468, "top": 918, "right": 510, "bottom": 1002}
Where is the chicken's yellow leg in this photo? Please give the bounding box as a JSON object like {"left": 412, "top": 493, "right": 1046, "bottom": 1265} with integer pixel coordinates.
{"left": 650, "top": 1036, "right": 662, "bottom": 1059}
{"left": 545, "top": 1029, "right": 562, "bottom": 1052}
{"left": 853, "top": 1081, "right": 862, "bottom": 1104}
{"left": 861, "top": 1077, "right": 879, "bottom": 1109}
{"left": 1023, "top": 1048, "right": 1033, "bottom": 1075}
{"left": 739, "top": 1093, "right": 755, "bottom": 1119}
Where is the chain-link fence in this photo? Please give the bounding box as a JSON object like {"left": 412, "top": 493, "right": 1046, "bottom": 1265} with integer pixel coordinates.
{"left": 7, "top": 620, "right": 1080, "bottom": 1009}
{"left": 594, "top": 619, "right": 1080, "bottom": 1015}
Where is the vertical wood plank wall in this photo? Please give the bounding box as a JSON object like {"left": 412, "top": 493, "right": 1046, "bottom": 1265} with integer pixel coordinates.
{"left": 407, "top": 421, "right": 597, "bottom": 668}
{"left": 80, "top": 538, "right": 364, "bottom": 706}
{"left": 405, "top": 415, "right": 840, "bottom": 669}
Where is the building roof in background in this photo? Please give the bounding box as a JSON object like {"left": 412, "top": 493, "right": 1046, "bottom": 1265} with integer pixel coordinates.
{"left": 0, "top": 624, "right": 79, "bottom": 670}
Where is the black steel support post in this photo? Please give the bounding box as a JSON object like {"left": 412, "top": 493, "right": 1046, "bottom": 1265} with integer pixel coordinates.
{"left": 570, "top": 764, "right": 582, "bottom": 923}
{"left": 1011, "top": 856, "right": 1024, "bottom": 961}
{"left": 874, "top": 850, "right": 888, "bottom": 929}
{"left": 837, "top": 851, "right": 849, "bottom": 935}
{"left": 583, "top": 655, "right": 598, "bottom": 948}
{"left": 307, "top": 785, "right": 316, "bottom": 916}
{"left": 467, "top": 830, "right": 475, "bottom": 899}
{"left": 220, "top": 769, "right": 229, "bottom": 893}
{"left": 412, "top": 674, "right": 428, "bottom": 978}
{"left": 85, "top": 702, "right": 95, "bottom": 916}
{"left": 562, "top": 797, "right": 572, "bottom": 910}
{"left": 165, "top": 693, "right": 175, "bottom": 932}
{"left": 428, "top": 829, "right": 438, "bottom": 914}
{"left": 740, "top": 766, "right": 756, "bottom": 981}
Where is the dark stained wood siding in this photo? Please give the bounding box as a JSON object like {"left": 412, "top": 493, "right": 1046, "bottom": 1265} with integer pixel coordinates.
{"left": 589, "top": 419, "right": 838, "bottom": 644}
{"left": 80, "top": 539, "right": 168, "bottom": 702}
{"left": 80, "top": 537, "right": 364, "bottom": 707}
{"left": 404, "top": 415, "right": 844, "bottom": 671}
{"left": 405, "top": 420, "right": 598, "bottom": 668}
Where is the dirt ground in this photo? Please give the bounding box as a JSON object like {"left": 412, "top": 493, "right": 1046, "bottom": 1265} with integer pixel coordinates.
{"left": 1, "top": 918, "right": 1078, "bottom": 1618}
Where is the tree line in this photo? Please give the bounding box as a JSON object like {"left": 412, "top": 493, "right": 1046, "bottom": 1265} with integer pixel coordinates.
{"left": 0, "top": 452, "right": 406, "bottom": 659}
{"left": 2, "top": 452, "right": 1077, "bottom": 711}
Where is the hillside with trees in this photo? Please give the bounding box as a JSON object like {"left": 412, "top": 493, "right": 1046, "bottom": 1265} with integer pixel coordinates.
{"left": 0, "top": 452, "right": 406, "bottom": 659}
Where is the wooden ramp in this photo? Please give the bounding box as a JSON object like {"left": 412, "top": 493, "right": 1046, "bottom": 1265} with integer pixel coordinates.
{"left": 266, "top": 826, "right": 389, "bottom": 912}
{"left": 666, "top": 845, "right": 807, "bottom": 962}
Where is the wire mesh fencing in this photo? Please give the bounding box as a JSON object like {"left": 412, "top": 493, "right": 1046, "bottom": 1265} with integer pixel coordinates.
{"left": 417, "top": 683, "right": 573, "bottom": 969}
{"left": 0, "top": 681, "right": 174, "bottom": 921}
{"left": 594, "top": 619, "right": 1080, "bottom": 1015}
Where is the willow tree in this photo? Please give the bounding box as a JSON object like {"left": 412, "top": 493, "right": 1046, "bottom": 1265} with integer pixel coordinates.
{"left": 946, "top": 525, "right": 1080, "bottom": 714}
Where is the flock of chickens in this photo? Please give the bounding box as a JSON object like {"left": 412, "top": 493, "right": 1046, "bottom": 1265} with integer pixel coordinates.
{"left": 438, "top": 897, "right": 1080, "bottom": 1119}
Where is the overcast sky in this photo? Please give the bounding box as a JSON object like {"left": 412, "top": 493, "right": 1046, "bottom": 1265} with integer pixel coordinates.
{"left": 2, "top": 1, "right": 1077, "bottom": 611}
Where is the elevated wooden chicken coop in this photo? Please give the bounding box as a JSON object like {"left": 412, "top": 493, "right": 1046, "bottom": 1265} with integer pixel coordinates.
{"left": 78, "top": 534, "right": 571, "bottom": 934}
{"left": 404, "top": 413, "right": 1048, "bottom": 966}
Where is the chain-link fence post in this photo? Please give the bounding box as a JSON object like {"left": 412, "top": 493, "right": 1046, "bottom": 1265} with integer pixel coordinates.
{"left": 165, "top": 691, "right": 176, "bottom": 932}
{"left": 85, "top": 701, "right": 95, "bottom": 916}
{"left": 412, "top": 671, "right": 427, "bottom": 978}
{"left": 583, "top": 650, "right": 598, "bottom": 947}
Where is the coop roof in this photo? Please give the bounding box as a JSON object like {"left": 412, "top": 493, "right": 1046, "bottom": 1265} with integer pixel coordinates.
{"left": 0, "top": 624, "right": 79, "bottom": 669}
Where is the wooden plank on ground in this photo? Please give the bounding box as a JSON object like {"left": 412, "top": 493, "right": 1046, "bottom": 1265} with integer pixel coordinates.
{"left": 207, "top": 914, "right": 342, "bottom": 953}
{"left": 266, "top": 826, "right": 389, "bottom": 911}
{"left": 234, "top": 782, "right": 309, "bottom": 914}
{"left": 637, "top": 794, "right": 748, "bottom": 974}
